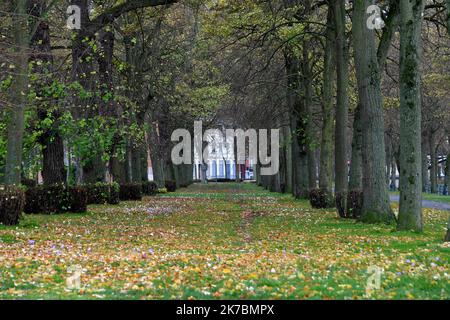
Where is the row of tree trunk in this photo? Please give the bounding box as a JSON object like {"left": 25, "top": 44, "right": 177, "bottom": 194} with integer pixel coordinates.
{"left": 257, "top": 0, "right": 435, "bottom": 233}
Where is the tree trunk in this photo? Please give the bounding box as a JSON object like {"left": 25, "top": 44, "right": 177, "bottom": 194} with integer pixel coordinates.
{"left": 421, "top": 135, "right": 429, "bottom": 192}
{"left": 353, "top": 0, "right": 394, "bottom": 223}
{"left": 41, "top": 132, "right": 65, "bottom": 185}
{"left": 278, "top": 125, "right": 287, "bottom": 192}
{"left": 332, "top": 0, "right": 349, "bottom": 206}
{"left": 390, "top": 160, "right": 397, "bottom": 191}
{"left": 445, "top": 136, "right": 450, "bottom": 193}
{"left": 147, "top": 121, "right": 165, "bottom": 187}
{"left": 131, "top": 145, "right": 142, "bottom": 183}
{"left": 4, "top": 0, "right": 29, "bottom": 185}
{"left": 445, "top": 216, "right": 450, "bottom": 242}
{"left": 290, "top": 51, "right": 311, "bottom": 198}
{"left": 446, "top": 0, "right": 450, "bottom": 34}
{"left": 290, "top": 70, "right": 310, "bottom": 199}
{"left": 397, "top": 0, "right": 425, "bottom": 232}
{"left": 429, "top": 132, "right": 438, "bottom": 194}
{"left": 300, "top": 48, "right": 316, "bottom": 192}
{"left": 386, "top": 140, "right": 392, "bottom": 187}
{"left": 348, "top": 105, "right": 363, "bottom": 191}
{"left": 255, "top": 163, "right": 261, "bottom": 185}
{"left": 319, "top": 7, "right": 335, "bottom": 194}
{"left": 285, "top": 53, "right": 304, "bottom": 198}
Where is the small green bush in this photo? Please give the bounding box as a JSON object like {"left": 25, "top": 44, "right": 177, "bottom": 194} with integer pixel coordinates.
{"left": 142, "top": 181, "right": 158, "bottom": 196}
{"left": 24, "top": 185, "right": 88, "bottom": 214}
{"left": 108, "top": 182, "right": 120, "bottom": 204}
{"left": 84, "top": 182, "right": 121, "bottom": 205}
{"left": 158, "top": 188, "right": 168, "bottom": 194}
{"left": 120, "top": 183, "right": 143, "bottom": 201}
{"left": 25, "top": 184, "right": 67, "bottom": 214}
{"left": 21, "top": 178, "right": 37, "bottom": 188}
{"left": 165, "top": 180, "right": 177, "bottom": 192}
{"left": 309, "top": 189, "right": 335, "bottom": 209}
{"left": 67, "top": 186, "right": 88, "bottom": 213}
{"left": 0, "top": 186, "right": 25, "bottom": 226}
{"left": 85, "top": 183, "right": 110, "bottom": 204}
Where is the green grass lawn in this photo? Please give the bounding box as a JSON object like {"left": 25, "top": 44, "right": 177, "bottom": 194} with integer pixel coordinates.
{"left": 0, "top": 183, "right": 449, "bottom": 300}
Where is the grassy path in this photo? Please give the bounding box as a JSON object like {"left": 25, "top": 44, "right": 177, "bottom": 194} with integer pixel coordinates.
{"left": 0, "top": 183, "right": 449, "bottom": 299}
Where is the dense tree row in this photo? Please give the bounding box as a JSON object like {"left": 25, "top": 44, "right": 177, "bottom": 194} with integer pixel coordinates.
{"left": 0, "top": 0, "right": 449, "bottom": 236}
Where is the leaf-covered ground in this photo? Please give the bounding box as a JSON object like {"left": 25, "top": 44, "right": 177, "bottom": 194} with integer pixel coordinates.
{"left": 0, "top": 183, "right": 449, "bottom": 299}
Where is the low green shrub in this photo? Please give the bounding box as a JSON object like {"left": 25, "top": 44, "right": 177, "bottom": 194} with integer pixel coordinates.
{"left": 165, "top": 180, "right": 177, "bottom": 192}
{"left": 207, "top": 178, "right": 244, "bottom": 183}
{"left": 67, "top": 186, "right": 88, "bottom": 213}
{"left": 0, "top": 186, "right": 25, "bottom": 226}
{"left": 25, "top": 184, "right": 67, "bottom": 214}
{"left": 84, "top": 182, "right": 121, "bottom": 205}
{"left": 21, "top": 178, "right": 37, "bottom": 188}
{"left": 24, "top": 184, "right": 88, "bottom": 214}
{"left": 108, "top": 182, "right": 120, "bottom": 204}
{"left": 158, "top": 188, "right": 168, "bottom": 194}
{"left": 142, "top": 181, "right": 158, "bottom": 196}
{"left": 309, "top": 189, "right": 335, "bottom": 209}
{"left": 85, "top": 183, "right": 110, "bottom": 204}
{"left": 120, "top": 183, "right": 143, "bottom": 201}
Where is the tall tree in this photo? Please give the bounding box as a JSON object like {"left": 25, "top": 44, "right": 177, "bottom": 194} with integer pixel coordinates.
{"left": 4, "top": 0, "right": 29, "bottom": 185}
{"left": 28, "top": 0, "right": 66, "bottom": 185}
{"left": 443, "top": 0, "right": 449, "bottom": 241}
{"left": 429, "top": 129, "right": 438, "bottom": 193}
{"left": 331, "top": 0, "right": 349, "bottom": 209}
{"left": 347, "top": 0, "right": 399, "bottom": 217}
{"left": 69, "top": 0, "right": 178, "bottom": 184}
{"left": 353, "top": 0, "right": 394, "bottom": 223}
{"left": 348, "top": 105, "right": 363, "bottom": 191}
{"left": 446, "top": 134, "right": 450, "bottom": 193}
{"left": 397, "top": 0, "right": 425, "bottom": 232}
{"left": 319, "top": 6, "right": 335, "bottom": 195}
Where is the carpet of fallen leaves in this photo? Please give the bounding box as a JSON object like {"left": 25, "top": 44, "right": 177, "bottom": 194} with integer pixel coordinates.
{"left": 0, "top": 183, "right": 449, "bottom": 300}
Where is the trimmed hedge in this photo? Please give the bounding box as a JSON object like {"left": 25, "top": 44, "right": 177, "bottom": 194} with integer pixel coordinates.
{"left": 120, "top": 183, "right": 143, "bottom": 201}
{"left": 142, "top": 181, "right": 158, "bottom": 196}
{"left": 0, "top": 186, "right": 25, "bottom": 226}
{"left": 85, "top": 183, "right": 109, "bottom": 205}
{"left": 309, "top": 189, "right": 335, "bottom": 209}
{"left": 84, "top": 182, "right": 120, "bottom": 205}
{"left": 25, "top": 184, "right": 67, "bottom": 214}
{"left": 21, "top": 178, "right": 37, "bottom": 188}
{"left": 67, "top": 187, "right": 88, "bottom": 213}
{"left": 207, "top": 178, "right": 234, "bottom": 183}
{"left": 165, "top": 180, "right": 177, "bottom": 192}
{"left": 108, "top": 183, "right": 120, "bottom": 205}
{"left": 24, "top": 184, "right": 88, "bottom": 214}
